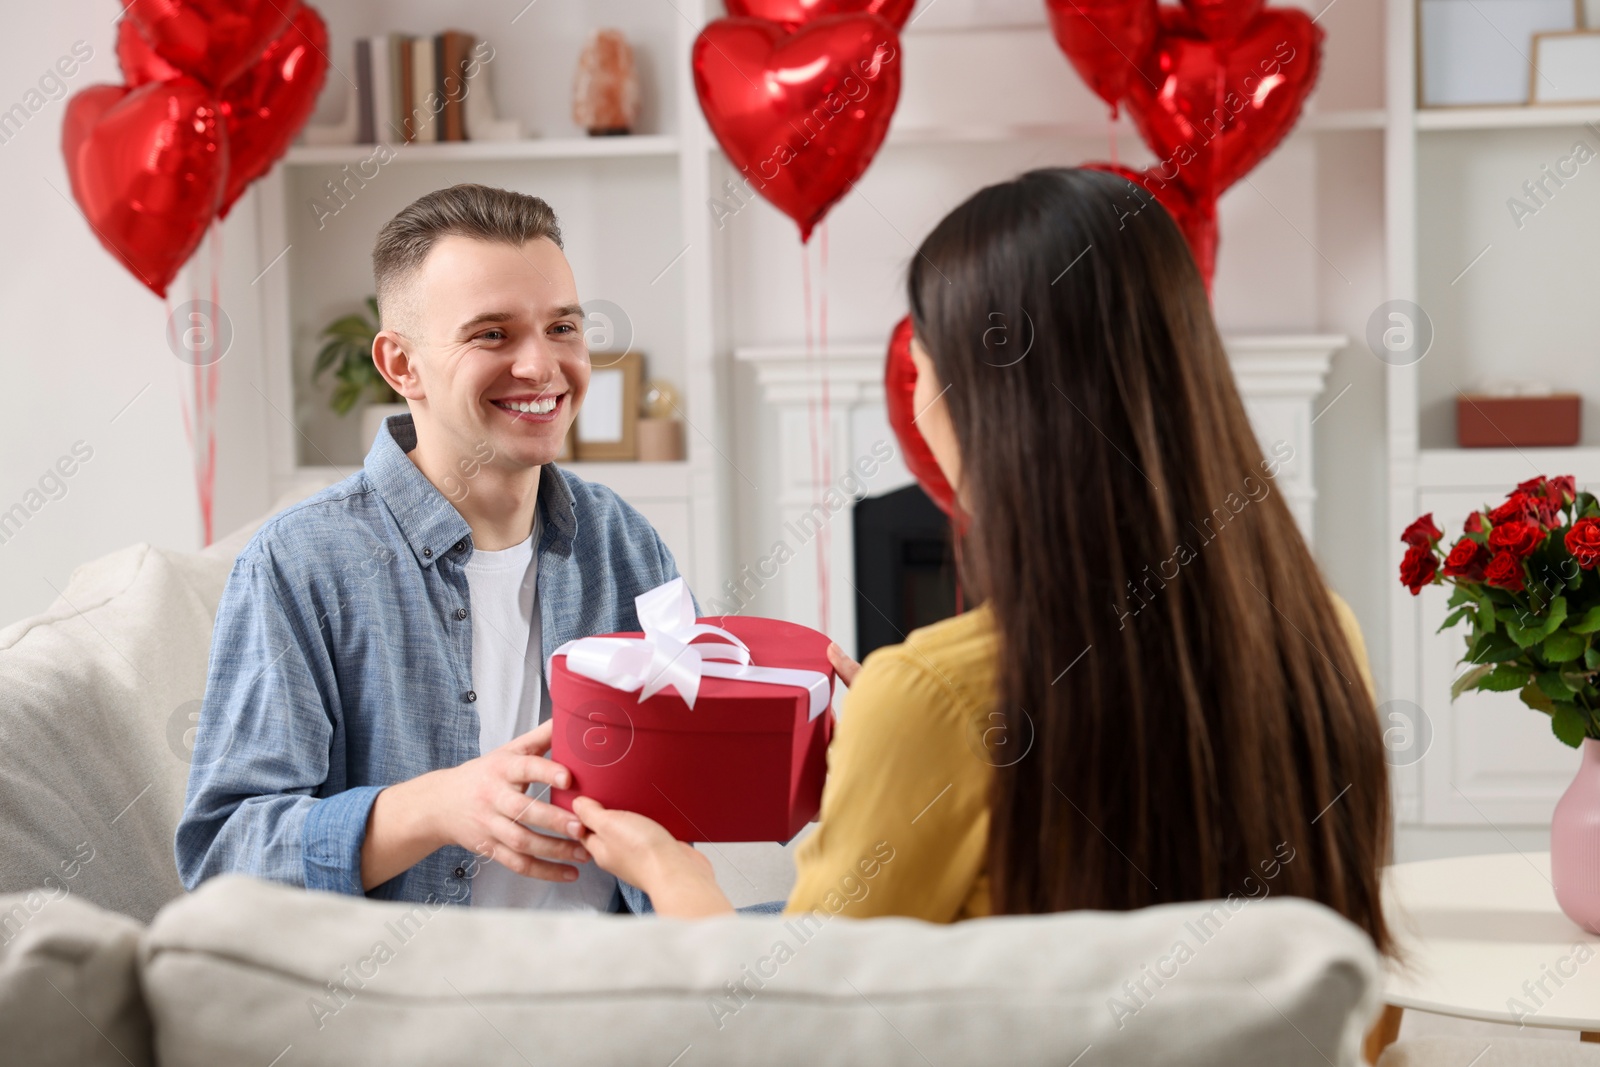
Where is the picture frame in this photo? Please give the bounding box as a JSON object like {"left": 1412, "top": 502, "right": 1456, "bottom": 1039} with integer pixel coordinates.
{"left": 1417, "top": 0, "right": 1580, "bottom": 108}
{"left": 1530, "top": 30, "right": 1600, "bottom": 104}
{"left": 574, "top": 350, "right": 642, "bottom": 460}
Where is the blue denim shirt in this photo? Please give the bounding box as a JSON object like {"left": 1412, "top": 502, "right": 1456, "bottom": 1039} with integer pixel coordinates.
{"left": 175, "top": 413, "right": 689, "bottom": 912}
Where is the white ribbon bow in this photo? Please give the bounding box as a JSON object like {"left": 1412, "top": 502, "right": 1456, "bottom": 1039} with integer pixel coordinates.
{"left": 549, "top": 578, "right": 832, "bottom": 720}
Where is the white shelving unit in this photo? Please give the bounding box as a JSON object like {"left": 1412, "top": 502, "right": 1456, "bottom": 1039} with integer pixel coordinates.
{"left": 1386, "top": 0, "right": 1600, "bottom": 825}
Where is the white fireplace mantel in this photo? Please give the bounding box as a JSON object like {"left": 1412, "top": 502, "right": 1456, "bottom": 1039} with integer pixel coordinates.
{"left": 734, "top": 334, "right": 1344, "bottom": 651}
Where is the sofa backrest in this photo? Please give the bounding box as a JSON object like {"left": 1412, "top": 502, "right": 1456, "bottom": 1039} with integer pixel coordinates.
{"left": 137, "top": 875, "right": 1382, "bottom": 1067}
{"left": 0, "top": 481, "right": 334, "bottom": 924}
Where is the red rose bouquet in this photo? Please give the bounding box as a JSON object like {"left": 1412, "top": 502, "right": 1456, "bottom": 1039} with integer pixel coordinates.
{"left": 1400, "top": 475, "right": 1600, "bottom": 747}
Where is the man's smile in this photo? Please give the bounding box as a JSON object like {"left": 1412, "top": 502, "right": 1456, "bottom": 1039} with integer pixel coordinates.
{"left": 490, "top": 393, "right": 565, "bottom": 422}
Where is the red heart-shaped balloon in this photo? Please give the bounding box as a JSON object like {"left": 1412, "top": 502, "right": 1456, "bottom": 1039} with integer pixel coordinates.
{"left": 117, "top": 17, "right": 183, "bottom": 85}
{"left": 1123, "top": 6, "right": 1322, "bottom": 200}
{"left": 124, "top": 0, "right": 296, "bottom": 90}
{"left": 62, "top": 78, "right": 226, "bottom": 298}
{"left": 884, "top": 315, "right": 956, "bottom": 516}
{"left": 693, "top": 15, "right": 901, "bottom": 242}
{"left": 1043, "top": 0, "right": 1159, "bottom": 113}
{"left": 1180, "top": 0, "right": 1266, "bottom": 43}
{"left": 1085, "top": 161, "right": 1218, "bottom": 290}
{"left": 724, "top": 0, "right": 915, "bottom": 31}
{"left": 216, "top": 5, "right": 328, "bottom": 217}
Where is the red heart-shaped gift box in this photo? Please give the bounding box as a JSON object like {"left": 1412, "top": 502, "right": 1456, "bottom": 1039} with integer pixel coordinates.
{"left": 549, "top": 615, "right": 835, "bottom": 843}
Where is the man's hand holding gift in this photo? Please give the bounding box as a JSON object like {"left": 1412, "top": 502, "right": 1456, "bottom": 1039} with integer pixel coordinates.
{"left": 361, "top": 720, "right": 591, "bottom": 890}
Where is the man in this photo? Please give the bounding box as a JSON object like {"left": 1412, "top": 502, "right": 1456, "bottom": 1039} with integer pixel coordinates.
{"left": 176, "top": 183, "right": 682, "bottom": 913}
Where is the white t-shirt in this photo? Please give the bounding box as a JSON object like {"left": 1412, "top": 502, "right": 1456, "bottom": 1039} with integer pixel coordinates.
{"left": 463, "top": 511, "right": 619, "bottom": 911}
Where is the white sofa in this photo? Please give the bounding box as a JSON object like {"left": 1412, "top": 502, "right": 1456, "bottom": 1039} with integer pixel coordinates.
{"left": 0, "top": 485, "right": 1464, "bottom": 1065}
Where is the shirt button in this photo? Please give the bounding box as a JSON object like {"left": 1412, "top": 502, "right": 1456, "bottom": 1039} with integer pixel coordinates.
{"left": 454, "top": 607, "right": 468, "bottom": 620}
{"left": 465, "top": 690, "right": 477, "bottom": 702}
{"left": 453, "top": 540, "right": 466, "bottom": 553}
{"left": 422, "top": 547, "right": 433, "bottom": 558}
{"left": 454, "top": 866, "right": 467, "bottom": 879}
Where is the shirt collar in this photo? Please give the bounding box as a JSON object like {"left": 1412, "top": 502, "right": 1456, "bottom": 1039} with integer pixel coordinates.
{"left": 364, "top": 412, "right": 577, "bottom": 568}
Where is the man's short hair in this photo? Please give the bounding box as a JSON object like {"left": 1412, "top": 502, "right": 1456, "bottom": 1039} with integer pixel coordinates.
{"left": 371, "top": 183, "right": 563, "bottom": 333}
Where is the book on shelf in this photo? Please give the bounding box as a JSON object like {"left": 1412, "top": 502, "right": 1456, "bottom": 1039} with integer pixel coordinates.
{"left": 352, "top": 30, "right": 478, "bottom": 145}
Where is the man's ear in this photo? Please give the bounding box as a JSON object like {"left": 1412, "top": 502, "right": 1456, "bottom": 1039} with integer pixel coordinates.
{"left": 372, "top": 330, "right": 424, "bottom": 401}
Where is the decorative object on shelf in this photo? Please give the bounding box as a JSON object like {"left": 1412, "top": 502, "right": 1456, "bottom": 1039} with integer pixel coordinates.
{"left": 883, "top": 316, "right": 957, "bottom": 516}
{"left": 1402, "top": 475, "right": 1600, "bottom": 931}
{"left": 312, "top": 297, "right": 403, "bottom": 447}
{"left": 724, "top": 0, "right": 915, "bottom": 31}
{"left": 1419, "top": 0, "right": 1576, "bottom": 107}
{"left": 636, "top": 380, "right": 685, "bottom": 462}
{"left": 1046, "top": 0, "right": 1322, "bottom": 290}
{"left": 1456, "top": 386, "right": 1582, "bottom": 448}
{"left": 642, "top": 379, "right": 681, "bottom": 420}
{"left": 692, "top": 14, "right": 902, "bottom": 242}
{"left": 573, "top": 29, "right": 639, "bottom": 135}
{"left": 1043, "top": 0, "right": 1157, "bottom": 115}
{"left": 1531, "top": 31, "right": 1600, "bottom": 105}
{"left": 636, "top": 419, "right": 685, "bottom": 462}
{"left": 576, "top": 351, "right": 642, "bottom": 460}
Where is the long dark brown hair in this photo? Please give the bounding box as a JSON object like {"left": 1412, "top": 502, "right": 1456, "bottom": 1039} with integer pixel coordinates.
{"left": 908, "top": 167, "right": 1391, "bottom": 954}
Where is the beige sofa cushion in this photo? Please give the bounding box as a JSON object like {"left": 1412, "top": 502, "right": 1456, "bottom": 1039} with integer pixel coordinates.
{"left": 142, "top": 875, "right": 1380, "bottom": 1066}
{"left": 0, "top": 479, "right": 336, "bottom": 924}
{"left": 0, "top": 890, "right": 152, "bottom": 1066}
{"left": 0, "top": 543, "right": 233, "bottom": 923}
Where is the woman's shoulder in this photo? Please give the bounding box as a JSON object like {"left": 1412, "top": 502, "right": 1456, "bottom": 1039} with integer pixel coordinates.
{"left": 851, "top": 605, "right": 999, "bottom": 721}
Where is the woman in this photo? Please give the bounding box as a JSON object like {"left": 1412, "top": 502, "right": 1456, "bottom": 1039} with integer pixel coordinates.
{"left": 573, "top": 167, "right": 1392, "bottom": 954}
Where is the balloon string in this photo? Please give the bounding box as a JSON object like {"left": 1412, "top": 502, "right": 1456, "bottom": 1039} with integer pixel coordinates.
{"left": 1107, "top": 106, "right": 1118, "bottom": 167}
{"left": 202, "top": 220, "right": 221, "bottom": 546}
{"left": 818, "top": 222, "right": 831, "bottom": 639}
{"left": 801, "top": 240, "right": 823, "bottom": 632}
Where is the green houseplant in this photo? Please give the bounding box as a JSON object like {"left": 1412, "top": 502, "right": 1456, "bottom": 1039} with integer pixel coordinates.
{"left": 312, "top": 297, "right": 400, "bottom": 414}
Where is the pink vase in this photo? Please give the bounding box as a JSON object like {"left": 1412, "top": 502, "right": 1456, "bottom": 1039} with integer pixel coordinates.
{"left": 1552, "top": 738, "right": 1600, "bottom": 935}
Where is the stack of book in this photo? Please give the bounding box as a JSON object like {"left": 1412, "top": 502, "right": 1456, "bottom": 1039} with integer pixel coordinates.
{"left": 355, "top": 31, "right": 477, "bottom": 144}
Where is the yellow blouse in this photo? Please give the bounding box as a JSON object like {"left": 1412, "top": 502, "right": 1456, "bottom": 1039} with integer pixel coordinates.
{"left": 784, "top": 593, "right": 1374, "bottom": 923}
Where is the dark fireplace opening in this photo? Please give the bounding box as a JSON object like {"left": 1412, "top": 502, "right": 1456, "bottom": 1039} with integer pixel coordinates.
{"left": 852, "top": 484, "right": 960, "bottom": 660}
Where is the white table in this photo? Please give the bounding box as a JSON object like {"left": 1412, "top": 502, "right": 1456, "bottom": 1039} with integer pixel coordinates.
{"left": 1368, "top": 852, "right": 1600, "bottom": 1062}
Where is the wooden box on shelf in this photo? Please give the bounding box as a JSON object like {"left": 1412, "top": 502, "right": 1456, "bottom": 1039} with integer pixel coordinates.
{"left": 1456, "top": 393, "right": 1582, "bottom": 447}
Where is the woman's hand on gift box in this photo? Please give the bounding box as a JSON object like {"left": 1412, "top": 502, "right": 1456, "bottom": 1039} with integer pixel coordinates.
{"left": 827, "top": 642, "right": 862, "bottom": 688}
{"left": 570, "top": 797, "right": 734, "bottom": 917}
